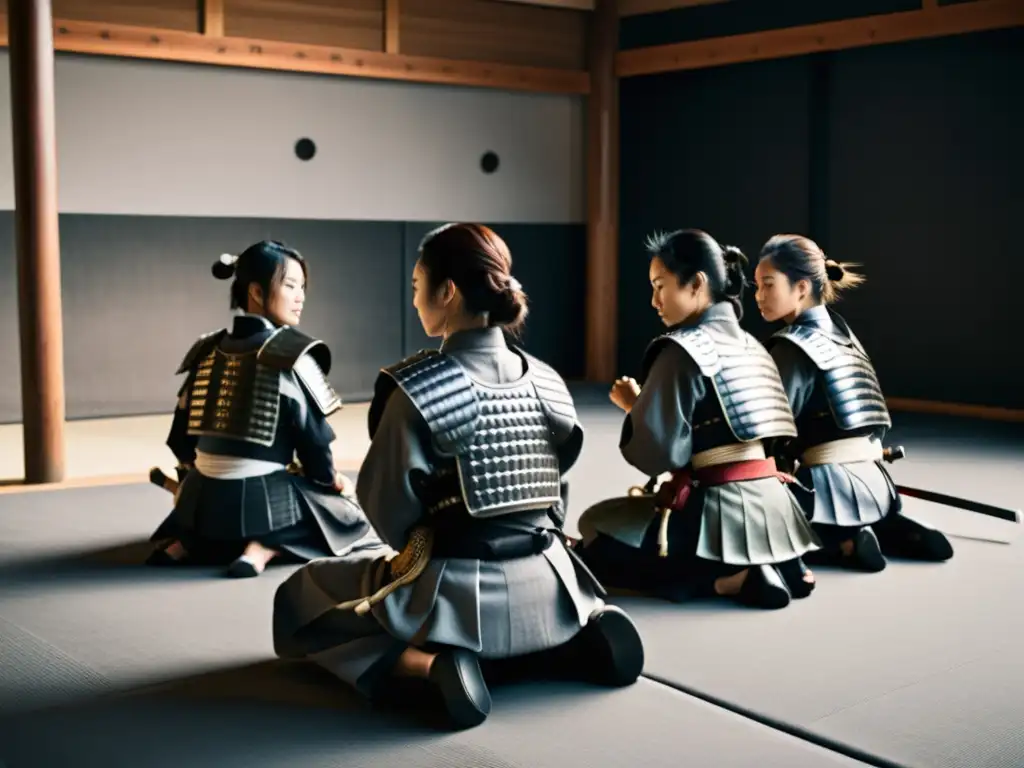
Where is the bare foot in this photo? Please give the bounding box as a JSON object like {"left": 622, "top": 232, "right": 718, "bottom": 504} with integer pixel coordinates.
{"left": 240, "top": 540, "right": 279, "bottom": 571}
{"left": 714, "top": 569, "right": 749, "bottom": 596}
{"left": 393, "top": 646, "right": 438, "bottom": 679}
{"left": 839, "top": 539, "right": 856, "bottom": 557}
{"left": 163, "top": 540, "right": 189, "bottom": 561}
{"left": 803, "top": 567, "right": 816, "bottom": 585}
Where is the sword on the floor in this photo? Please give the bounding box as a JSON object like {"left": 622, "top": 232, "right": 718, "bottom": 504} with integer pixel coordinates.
{"left": 883, "top": 446, "right": 1021, "bottom": 524}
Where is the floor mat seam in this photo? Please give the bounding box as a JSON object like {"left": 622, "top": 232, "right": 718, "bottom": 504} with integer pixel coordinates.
{"left": 638, "top": 671, "right": 909, "bottom": 768}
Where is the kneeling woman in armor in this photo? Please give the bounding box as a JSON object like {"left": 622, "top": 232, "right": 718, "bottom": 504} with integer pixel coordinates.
{"left": 754, "top": 234, "right": 953, "bottom": 571}
{"left": 271, "top": 223, "right": 645, "bottom": 730}
{"left": 573, "top": 229, "right": 820, "bottom": 610}
{"left": 147, "top": 240, "right": 377, "bottom": 577}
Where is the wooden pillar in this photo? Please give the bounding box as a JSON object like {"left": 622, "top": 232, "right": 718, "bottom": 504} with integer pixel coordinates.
{"left": 8, "top": 0, "right": 67, "bottom": 484}
{"left": 585, "top": 0, "right": 619, "bottom": 382}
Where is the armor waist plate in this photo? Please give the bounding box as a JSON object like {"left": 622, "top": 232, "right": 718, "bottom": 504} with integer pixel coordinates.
{"left": 648, "top": 325, "right": 798, "bottom": 442}
{"left": 378, "top": 349, "right": 571, "bottom": 518}
{"left": 771, "top": 324, "right": 891, "bottom": 431}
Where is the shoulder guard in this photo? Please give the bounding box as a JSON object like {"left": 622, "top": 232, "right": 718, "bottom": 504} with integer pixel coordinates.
{"left": 176, "top": 329, "right": 228, "bottom": 375}
{"left": 372, "top": 350, "right": 479, "bottom": 454}
{"left": 770, "top": 325, "right": 845, "bottom": 371}
{"left": 644, "top": 326, "right": 721, "bottom": 379}
{"left": 257, "top": 327, "right": 332, "bottom": 375}
{"left": 292, "top": 354, "right": 342, "bottom": 416}
{"left": 520, "top": 350, "right": 578, "bottom": 445}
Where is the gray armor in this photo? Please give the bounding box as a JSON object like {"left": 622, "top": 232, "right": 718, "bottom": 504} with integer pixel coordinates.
{"left": 375, "top": 348, "right": 575, "bottom": 519}
{"left": 653, "top": 325, "right": 798, "bottom": 442}
{"left": 183, "top": 326, "right": 342, "bottom": 448}
{"left": 771, "top": 323, "right": 891, "bottom": 431}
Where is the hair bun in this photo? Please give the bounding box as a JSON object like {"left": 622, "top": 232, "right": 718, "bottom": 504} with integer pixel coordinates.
{"left": 212, "top": 253, "right": 238, "bottom": 280}
{"left": 721, "top": 244, "right": 748, "bottom": 268}
{"left": 720, "top": 244, "right": 748, "bottom": 297}
{"left": 489, "top": 275, "right": 528, "bottom": 328}
{"left": 824, "top": 259, "right": 844, "bottom": 281}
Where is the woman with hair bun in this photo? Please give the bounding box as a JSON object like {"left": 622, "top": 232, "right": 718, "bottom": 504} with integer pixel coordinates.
{"left": 754, "top": 234, "right": 953, "bottom": 572}
{"left": 271, "top": 223, "right": 644, "bottom": 731}
{"left": 147, "top": 240, "right": 381, "bottom": 577}
{"left": 574, "top": 229, "right": 820, "bottom": 611}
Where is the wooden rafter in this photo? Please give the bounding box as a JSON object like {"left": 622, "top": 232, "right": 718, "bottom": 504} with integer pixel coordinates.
{"left": 0, "top": 17, "right": 589, "bottom": 95}
{"left": 617, "top": 0, "right": 1024, "bottom": 76}
{"left": 488, "top": 0, "right": 596, "bottom": 10}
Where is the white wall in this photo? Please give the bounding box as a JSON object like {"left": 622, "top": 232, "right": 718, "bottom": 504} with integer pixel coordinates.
{"left": 0, "top": 51, "right": 585, "bottom": 223}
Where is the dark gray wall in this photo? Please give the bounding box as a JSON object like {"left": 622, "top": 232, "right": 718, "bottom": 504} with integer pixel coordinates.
{"left": 0, "top": 215, "right": 584, "bottom": 423}
{"left": 617, "top": 27, "right": 1024, "bottom": 408}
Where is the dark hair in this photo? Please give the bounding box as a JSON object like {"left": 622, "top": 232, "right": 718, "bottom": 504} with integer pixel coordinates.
{"left": 644, "top": 228, "right": 749, "bottom": 320}
{"left": 417, "top": 223, "right": 528, "bottom": 335}
{"left": 758, "top": 234, "right": 864, "bottom": 305}
{"left": 212, "top": 240, "right": 308, "bottom": 310}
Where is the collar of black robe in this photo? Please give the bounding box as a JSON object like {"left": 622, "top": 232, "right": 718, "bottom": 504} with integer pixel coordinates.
{"left": 230, "top": 312, "right": 277, "bottom": 339}
{"left": 440, "top": 325, "right": 508, "bottom": 353}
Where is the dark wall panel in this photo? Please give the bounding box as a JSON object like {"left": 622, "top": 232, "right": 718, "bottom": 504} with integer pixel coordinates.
{"left": 402, "top": 222, "right": 586, "bottom": 379}
{"left": 825, "top": 29, "right": 1024, "bottom": 407}
{"left": 617, "top": 57, "right": 813, "bottom": 376}
{"left": 0, "top": 216, "right": 584, "bottom": 424}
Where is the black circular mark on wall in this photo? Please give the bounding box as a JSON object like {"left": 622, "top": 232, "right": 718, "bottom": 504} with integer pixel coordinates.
{"left": 480, "top": 151, "right": 500, "bottom": 174}
{"left": 295, "top": 138, "right": 317, "bottom": 161}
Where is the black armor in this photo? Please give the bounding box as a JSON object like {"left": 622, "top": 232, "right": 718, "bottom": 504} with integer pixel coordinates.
{"left": 770, "top": 322, "right": 891, "bottom": 432}
{"left": 645, "top": 325, "right": 798, "bottom": 443}
{"left": 182, "top": 326, "right": 341, "bottom": 447}
{"left": 372, "top": 348, "right": 574, "bottom": 519}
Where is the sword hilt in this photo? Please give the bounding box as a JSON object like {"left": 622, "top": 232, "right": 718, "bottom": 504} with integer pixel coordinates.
{"left": 149, "top": 466, "right": 180, "bottom": 494}
{"left": 883, "top": 445, "right": 906, "bottom": 463}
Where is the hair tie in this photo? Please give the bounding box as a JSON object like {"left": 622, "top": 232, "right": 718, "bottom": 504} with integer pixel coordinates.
{"left": 219, "top": 253, "right": 240, "bottom": 267}
{"left": 506, "top": 276, "right": 522, "bottom": 293}
{"left": 824, "top": 259, "right": 844, "bottom": 281}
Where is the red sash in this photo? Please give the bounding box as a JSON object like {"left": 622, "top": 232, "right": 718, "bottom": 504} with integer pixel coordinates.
{"left": 654, "top": 458, "right": 796, "bottom": 511}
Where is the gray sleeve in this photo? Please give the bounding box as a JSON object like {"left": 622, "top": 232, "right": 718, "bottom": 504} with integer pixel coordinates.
{"left": 770, "top": 340, "right": 818, "bottom": 419}
{"left": 619, "top": 343, "right": 706, "bottom": 476}
{"left": 354, "top": 388, "right": 435, "bottom": 551}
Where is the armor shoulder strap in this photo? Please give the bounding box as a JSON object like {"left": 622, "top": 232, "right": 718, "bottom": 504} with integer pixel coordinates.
{"left": 257, "top": 327, "right": 332, "bottom": 375}
{"left": 771, "top": 325, "right": 844, "bottom": 371}
{"left": 292, "top": 354, "right": 342, "bottom": 417}
{"left": 372, "top": 350, "right": 479, "bottom": 453}
{"left": 652, "top": 327, "right": 721, "bottom": 378}
{"left": 519, "top": 350, "right": 578, "bottom": 445}
{"left": 176, "top": 329, "right": 227, "bottom": 375}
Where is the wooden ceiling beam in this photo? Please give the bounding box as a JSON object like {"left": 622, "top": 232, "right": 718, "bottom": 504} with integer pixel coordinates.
{"left": 0, "top": 17, "right": 589, "bottom": 95}
{"left": 487, "top": 0, "right": 596, "bottom": 10}
{"left": 617, "top": 0, "right": 1024, "bottom": 77}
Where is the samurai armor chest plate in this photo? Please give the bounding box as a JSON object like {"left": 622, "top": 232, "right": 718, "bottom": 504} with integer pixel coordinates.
{"left": 187, "top": 349, "right": 282, "bottom": 447}
{"left": 772, "top": 324, "right": 891, "bottom": 431}
{"left": 657, "top": 326, "right": 798, "bottom": 442}
{"left": 382, "top": 351, "right": 567, "bottom": 518}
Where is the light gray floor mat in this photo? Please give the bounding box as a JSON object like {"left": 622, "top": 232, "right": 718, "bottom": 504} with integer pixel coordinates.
{"left": 0, "top": 406, "right": 1021, "bottom": 767}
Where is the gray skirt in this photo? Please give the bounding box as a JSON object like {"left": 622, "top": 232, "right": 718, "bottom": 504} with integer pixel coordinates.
{"left": 793, "top": 459, "right": 898, "bottom": 528}
{"left": 580, "top": 476, "right": 821, "bottom": 567}
{"left": 273, "top": 537, "right": 606, "bottom": 695}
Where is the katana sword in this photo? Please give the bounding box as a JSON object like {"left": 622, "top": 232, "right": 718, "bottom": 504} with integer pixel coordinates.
{"left": 883, "top": 445, "right": 1021, "bottom": 524}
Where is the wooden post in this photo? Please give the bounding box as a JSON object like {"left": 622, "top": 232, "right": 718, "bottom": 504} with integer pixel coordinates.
{"left": 385, "top": 0, "right": 401, "bottom": 54}
{"left": 8, "top": 0, "right": 67, "bottom": 484}
{"left": 585, "top": 0, "right": 619, "bottom": 382}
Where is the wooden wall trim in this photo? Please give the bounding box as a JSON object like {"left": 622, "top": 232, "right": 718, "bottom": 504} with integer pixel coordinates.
{"left": 0, "top": 18, "right": 590, "bottom": 95}
{"left": 200, "top": 0, "right": 225, "bottom": 37}
{"left": 618, "top": 0, "right": 728, "bottom": 17}
{"left": 887, "top": 398, "right": 1024, "bottom": 424}
{"left": 617, "top": 0, "right": 1024, "bottom": 77}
